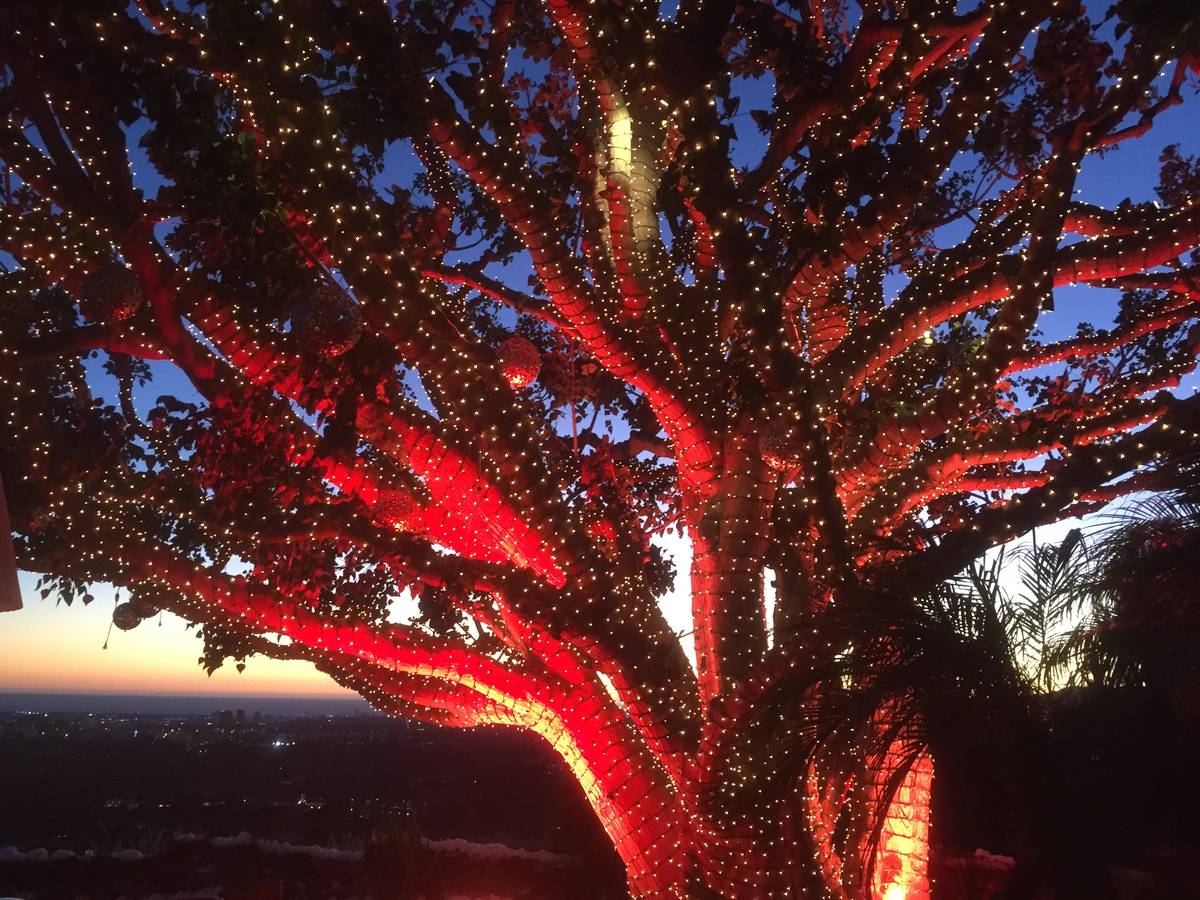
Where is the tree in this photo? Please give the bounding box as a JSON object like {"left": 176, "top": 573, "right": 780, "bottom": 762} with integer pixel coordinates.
{"left": 1, "top": 0, "right": 1198, "bottom": 896}
{"left": 773, "top": 530, "right": 1099, "bottom": 895}
{"left": 1053, "top": 450, "right": 1200, "bottom": 704}
{"left": 793, "top": 516, "right": 1200, "bottom": 895}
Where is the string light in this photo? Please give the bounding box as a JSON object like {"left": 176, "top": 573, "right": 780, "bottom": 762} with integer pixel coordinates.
{"left": 0, "top": 1, "right": 1197, "bottom": 897}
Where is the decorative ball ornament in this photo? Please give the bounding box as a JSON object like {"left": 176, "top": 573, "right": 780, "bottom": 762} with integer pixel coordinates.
{"left": 496, "top": 336, "right": 541, "bottom": 390}
{"left": 374, "top": 488, "right": 419, "bottom": 531}
{"left": 762, "top": 422, "right": 801, "bottom": 473}
{"left": 112, "top": 601, "right": 150, "bottom": 632}
{"left": 292, "top": 284, "right": 363, "bottom": 358}
{"left": 79, "top": 262, "right": 145, "bottom": 323}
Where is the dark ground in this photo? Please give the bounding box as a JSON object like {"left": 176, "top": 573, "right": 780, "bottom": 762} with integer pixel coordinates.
{"left": 4, "top": 687, "right": 1200, "bottom": 899}
{"left": 0, "top": 707, "right": 626, "bottom": 899}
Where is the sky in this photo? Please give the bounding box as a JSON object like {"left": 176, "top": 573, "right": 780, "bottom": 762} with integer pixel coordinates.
{"left": 1, "top": 12, "right": 1196, "bottom": 698}
{"left": 0, "top": 572, "right": 349, "bottom": 696}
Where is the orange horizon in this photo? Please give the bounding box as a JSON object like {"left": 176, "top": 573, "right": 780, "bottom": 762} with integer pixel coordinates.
{"left": 0, "top": 573, "right": 353, "bottom": 698}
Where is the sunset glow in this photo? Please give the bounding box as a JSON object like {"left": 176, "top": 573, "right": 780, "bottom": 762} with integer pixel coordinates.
{"left": 0, "top": 574, "right": 349, "bottom": 697}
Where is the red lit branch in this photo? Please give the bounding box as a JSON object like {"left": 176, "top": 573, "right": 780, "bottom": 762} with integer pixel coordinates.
{"left": 833, "top": 200, "right": 1200, "bottom": 398}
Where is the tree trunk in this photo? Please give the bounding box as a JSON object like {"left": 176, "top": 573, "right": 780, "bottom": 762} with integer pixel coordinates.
{"left": 548, "top": 734, "right": 935, "bottom": 899}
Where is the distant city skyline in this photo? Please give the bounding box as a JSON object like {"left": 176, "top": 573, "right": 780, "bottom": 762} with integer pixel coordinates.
{"left": 0, "top": 691, "right": 371, "bottom": 715}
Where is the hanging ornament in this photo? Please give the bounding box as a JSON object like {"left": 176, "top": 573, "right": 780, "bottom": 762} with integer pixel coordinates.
{"left": 292, "top": 283, "right": 363, "bottom": 358}
{"left": 762, "top": 422, "right": 802, "bottom": 473}
{"left": 496, "top": 336, "right": 541, "bottom": 389}
{"left": 374, "top": 488, "right": 419, "bottom": 531}
{"left": 112, "top": 601, "right": 153, "bottom": 632}
{"left": 78, "top": 261, "right": 144, "bottom": 324}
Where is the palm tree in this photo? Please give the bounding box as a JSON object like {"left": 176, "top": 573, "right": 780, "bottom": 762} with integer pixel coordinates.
{"left": 760, "top": 502, "right": 1200, "bottom": 897}
{"left": 1050, "top": 452, "right": 1200, "bottom": 713}
{"left": 710, "top": 449, "right": 1200, "bottom": 896}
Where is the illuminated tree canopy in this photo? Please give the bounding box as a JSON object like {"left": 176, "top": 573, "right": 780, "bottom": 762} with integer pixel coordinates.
{"left": 1, "top": 0, "right": 1198, "bottom": 896}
